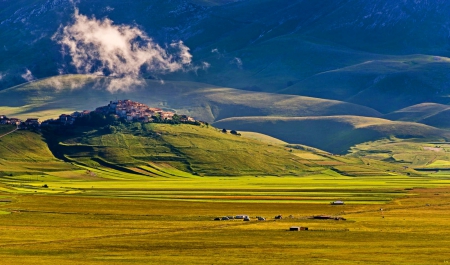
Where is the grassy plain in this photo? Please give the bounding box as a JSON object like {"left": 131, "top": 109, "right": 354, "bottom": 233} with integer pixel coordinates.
{"left": 1, "top": 173, "right": 450, "bottom": 264}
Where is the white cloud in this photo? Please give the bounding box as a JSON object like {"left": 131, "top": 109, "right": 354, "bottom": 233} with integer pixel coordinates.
{"left": 202, "top": 61, "right": 211, "bottom": 69}
{"left": 211, "top": 48, "right": 224, "bottom": 59}
{"left": 21, "top": 69, "right": 35, "bottom": 82}
{"left": 230, "top": 57, "right": 243, "bottom": 69}
{"left": 0, "top": 72, "right": 4, "bottom": 80}
{"left": 53, "top": 9, "right": 197, "bottom": 92}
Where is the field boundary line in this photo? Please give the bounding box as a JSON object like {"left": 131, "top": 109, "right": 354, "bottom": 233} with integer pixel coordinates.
{"left": 0, "top": 219, "right": 272, "bottom": 247}
{"left": 342, "top": 202, "right": 450, "bottom": 216}
{"left": 0, "top": 125, "right": 18, "bottom": 139}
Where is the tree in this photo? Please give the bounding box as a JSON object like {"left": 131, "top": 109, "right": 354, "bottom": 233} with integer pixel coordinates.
{"left": 106, "top": 125, "right": 117, "bottom": 134}
{"left": 172, "top": 114, "right": 181, "bottom": 124}
{"left": 222, "top": 128, "right": 227, "bottom": 133}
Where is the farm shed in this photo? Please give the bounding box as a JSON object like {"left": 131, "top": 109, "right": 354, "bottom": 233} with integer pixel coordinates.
{"left": 290, "top": 227, "right": 308, "bottom": 231}
{"left": 235, "top": 215, "right": 249, "bottom": 219}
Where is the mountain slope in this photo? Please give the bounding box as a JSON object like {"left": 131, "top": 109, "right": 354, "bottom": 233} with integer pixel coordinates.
{"left": 278, "top": 55, "right": 450, "bottom": 112}
{"left": 0, "top": 75, "right": 381, "bottom": 122}
{"left": 384, "top": 103, "right": 450, "bottom": 129}
{"left": 213, "top": 116, "right": 450, "bottom": 154}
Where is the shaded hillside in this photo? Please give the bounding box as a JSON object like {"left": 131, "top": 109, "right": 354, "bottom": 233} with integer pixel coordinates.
{"left": 384, "top": 103, "right": 450, "bottom": 122}
{"left": 384, "top": 103, "right": 450, "bottom": 129}
{"left": 0, "top": 75, "right": 381, "bottom": 122}
{"left": 213, "top": 116, "right": 450, "bottom": 154}
{"left": 279, "top": 56, "right": 450, "bottom": 112}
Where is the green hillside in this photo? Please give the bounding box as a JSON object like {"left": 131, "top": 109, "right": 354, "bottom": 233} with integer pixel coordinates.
{"left": 0, "top": 75, "right": 381, "bottom": 122}
{"left": 0, "top": 123, "right": 418, "bottom": 179}
{"left": 350, "top": 137, "right": 450, "bottom": 171}
{"left": 0, "top": 125, "right": 76, "bottom": 177}
{"left": 214, "top": 116, "right": 450, "bottom": 154}
{"left": 48, "top": 123, "right": 324, "bottom": 176}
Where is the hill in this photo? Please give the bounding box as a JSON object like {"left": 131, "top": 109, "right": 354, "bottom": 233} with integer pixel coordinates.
{"left": 383, "top": 103, "right": 450, "bottom": 121}
{"left": 0, "top": 75, "right": 381, "bottom": 122}
{"left": 385, "top": 103, "right": 450, "bottom": 129}
{"left": 213, "top": 116, "right": 450, "bottom": 154}
{"left": 279, "top": 56, "right": 450, "bottom": 112}
{"left": 0, "top": 125, "right": 76, "bottom": 177}
{"left": 384, "top": 103, "right": 450, "bottom": 129}
{"left": 1, "top": 122, "right": 417, "bottom": 178}
{"left": 48, "top": 123, "right": 323, "bottom": 176}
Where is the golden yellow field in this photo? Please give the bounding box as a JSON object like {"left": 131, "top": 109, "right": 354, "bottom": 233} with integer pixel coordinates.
{"left": 0, "top": 186, "right": 450, "bottom": 264}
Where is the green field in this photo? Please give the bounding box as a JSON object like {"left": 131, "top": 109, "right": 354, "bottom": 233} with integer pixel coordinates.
{"left": 1, "top": 169, "right": 450, "bottom": 264}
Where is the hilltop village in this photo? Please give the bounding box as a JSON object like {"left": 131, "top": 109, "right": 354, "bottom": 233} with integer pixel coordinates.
{"left": 0, "top": 100, "right": 198, "bottom": 129}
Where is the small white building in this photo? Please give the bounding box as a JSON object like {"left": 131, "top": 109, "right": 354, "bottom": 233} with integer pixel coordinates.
{"left": 235, "top": 215, "right": 249, "bottom": 219}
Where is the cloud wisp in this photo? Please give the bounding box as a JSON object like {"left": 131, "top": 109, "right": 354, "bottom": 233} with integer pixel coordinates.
{"left": 53, "top": 9, "right": 196, "bottom": 92}
{"left": 230, "top": 57, "right": 243, "bottom": 69}
{"left": 21, "top": 69, "right": 35, "bottom": 82}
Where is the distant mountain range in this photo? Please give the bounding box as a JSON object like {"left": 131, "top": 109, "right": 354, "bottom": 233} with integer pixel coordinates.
{"left": 2, "top": 1, "right": 450, "bottom": 111}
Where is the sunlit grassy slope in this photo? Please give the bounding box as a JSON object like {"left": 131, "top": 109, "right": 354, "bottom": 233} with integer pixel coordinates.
{"left": 0, "top": 75, "right": 381, "bottom": 122}
{"left": 349, "top": 137, "right": 450, "bottom": 171}
{"left": 0, "top": 126, "right": 76, "bottom": 176}
{"left": 0, "top": 124, "right": 417, "bottom": 178}
{"left": 384, "top": 103, "right": 450, "bottom": 129}
{"left": 214, "top": 116, "right": 450, "bottom": 154}
{"left": 239, "top": 131, "right": 288, "bottom": 145}
{"left": 52, "top": 123, "right": 334, "bottom": 176}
